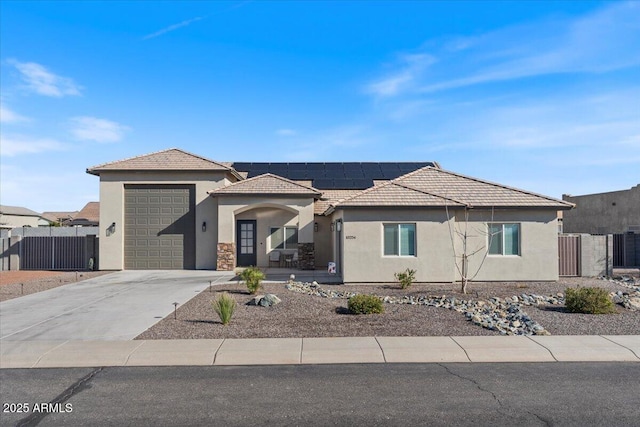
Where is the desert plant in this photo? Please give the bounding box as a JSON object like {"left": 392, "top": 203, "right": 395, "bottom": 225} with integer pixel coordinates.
{"left": 240, "top": 266, "right": 265, "bottom": 294}
{"left": 565, "top": 287, "right": 616, "bottom": 314}
{"left": 212, "top": 292, "right": 237, "bottom": 325}
{"left": 394, "top": 268, "right": 416, "bottom": 289}
{"left": 348, "top": 294, "right": 384, "bottom": 315}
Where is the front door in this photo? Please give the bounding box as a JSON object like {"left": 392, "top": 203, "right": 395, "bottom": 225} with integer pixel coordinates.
{"left": 236, "top": 220, "right": 257, "bottom": 266}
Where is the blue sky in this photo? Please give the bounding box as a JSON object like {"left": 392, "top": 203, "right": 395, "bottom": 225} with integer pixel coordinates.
{"left": 1, "top": 1, "right": 639, "bottom": 213}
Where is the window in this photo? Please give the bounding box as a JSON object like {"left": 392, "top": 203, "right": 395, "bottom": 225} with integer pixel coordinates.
{"left": 270, "top": 226, "right": 298, "bottom": 250}
{"left": 488, "top": 223, "right": 520, "bottom": 255}
{"left": 383, "top": 224, "right": 416, "bottom": 256}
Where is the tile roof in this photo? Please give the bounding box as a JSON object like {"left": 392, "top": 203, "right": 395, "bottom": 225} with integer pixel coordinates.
{"left": 87, "top": 148, "right": 240, "bottom": 177}
{"left": 330, "top": 166, "right": 574, "bottom": 212}
{"left": 314, "top": 189, "right": 363, "bottom": 215}
{"left": 41, "top": 211, "right": 79, "bottom": 223}
{"left": 70, "top": 202, "right": 100, "bottom": 225}
{"left": 208, "top": 173, "right": 322, "bottom": 197}
{"left": 0, "top": 205, "right": 42, "bottom": 217}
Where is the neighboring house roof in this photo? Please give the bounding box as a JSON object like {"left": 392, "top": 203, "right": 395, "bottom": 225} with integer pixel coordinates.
{"left": 231, "top": 162, "right": 439, "bottom": 190}
{"left": 0, "top": 205, "right": 42, "bottom": 217}
{"left": 208, "top": 173, "right": 322, "bottom": 197}
{"left": 329, "top": 166, "right": 574, "bottom": 212}
{"left": 42, "top": 211, "right": 79, "bottom": 224}
{"left": 69, "top": 202, "right": 99, "bottom": 225}
{"left": 87, "top": 148, "right": 243, "bottom": 179}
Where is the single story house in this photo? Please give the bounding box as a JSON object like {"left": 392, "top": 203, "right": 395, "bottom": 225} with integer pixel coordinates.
{"left": 87, "top": 148, "right": 574, "bottom": 282}
{"left": 0, "top": 205, "right": 51, "bottom": 229}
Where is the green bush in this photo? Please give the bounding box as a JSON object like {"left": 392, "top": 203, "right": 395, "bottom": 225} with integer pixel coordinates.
{"left": 348, "top": 294, "right": 384, "bottom": 315}
{"left": 240, "top": 267, "right": 265, "bottom": 295}
{"left": 212, "top": 292, "right": 237, "bottom": 325}
{"left": 394, "top": 268, "right": 416, "bottom": 289}
{"left": 565, "top": 287, "right": 616, "bottom": 314}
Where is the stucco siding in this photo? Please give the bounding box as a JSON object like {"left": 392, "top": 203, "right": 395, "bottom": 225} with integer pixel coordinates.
{"left": 97, "top": 171, "right": 228, "bottom": 270}
{"left": 340, "top": 209, "right": 456, "bottom": 283}
{"left": 455, "top": 210, "right": 559, "bottom": 281}
{"left": 339, "top": 208, "right": 559, "bottom": 283}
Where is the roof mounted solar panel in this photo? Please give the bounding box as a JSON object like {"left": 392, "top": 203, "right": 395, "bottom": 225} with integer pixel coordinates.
{"left": 313, "top": 179, "right": 334, "bottom": 189}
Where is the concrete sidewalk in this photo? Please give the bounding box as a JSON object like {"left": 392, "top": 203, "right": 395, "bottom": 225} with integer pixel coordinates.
{"left": 1, "top": 335, "right": 638, "bottom": 368}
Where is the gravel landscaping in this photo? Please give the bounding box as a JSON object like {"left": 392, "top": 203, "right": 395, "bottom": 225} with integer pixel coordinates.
{"left": 136, "top": 276, "right": 640, "bottom": 340}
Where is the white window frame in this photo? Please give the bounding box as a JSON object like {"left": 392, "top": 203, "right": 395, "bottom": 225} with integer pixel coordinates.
{"left": 487, "top": 223, "right": 521, "bottom": 256}
{"left": 383, "top": 223, "right": 417, "bottom": 257}
{"left": 269, "top": 226, "right": 298, "bottom": 250}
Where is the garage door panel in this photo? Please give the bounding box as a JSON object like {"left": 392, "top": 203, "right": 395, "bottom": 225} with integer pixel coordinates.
{"left": 124, "top": 184, "right": 195, "bottom": 270}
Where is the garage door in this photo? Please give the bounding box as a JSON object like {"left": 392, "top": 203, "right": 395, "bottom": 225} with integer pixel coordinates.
{"left": 124, "top": 185, "right": 195, "bottom": 269}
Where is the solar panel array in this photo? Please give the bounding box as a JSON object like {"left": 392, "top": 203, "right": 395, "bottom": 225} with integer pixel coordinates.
{"left": 231, "top": 162, "right": 436, "bottom": 189}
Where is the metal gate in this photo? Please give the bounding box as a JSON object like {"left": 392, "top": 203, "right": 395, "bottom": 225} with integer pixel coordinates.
{"left": 20, "top": 236, "right": 96, "bottom": 270}
{"left": 613, "top": 233, "right": 639, "bottom": 267}
{"left": 558, "top": 234, "right": 581, "bottom": 276}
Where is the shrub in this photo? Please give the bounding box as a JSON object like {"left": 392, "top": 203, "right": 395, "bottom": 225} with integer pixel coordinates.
{"left": 565, "top": 287, "right": 616, "bottom": 314}
{"left": 212, "top": 292, "right": 237, "bottom": 325}
{"left": 240, "top": 266, "right": 265, "bottom": 295}
{"left": 348, "top": 294, "right": 384, "bottom": 315}
{"left": 394, "top": 268, "right": 416, "bottom": 289}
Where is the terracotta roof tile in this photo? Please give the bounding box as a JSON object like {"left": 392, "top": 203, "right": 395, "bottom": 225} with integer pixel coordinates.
{"left": 208, "top": 173, "right": 321, "bottom": 196}
{"left": 87, "top": 148, "right": 238, "bottom": 175}
{"left": 332, "top": 167, "right": 573, "bottom": 211}
{"left": 314, "top": 190, "right": 362, "bottom": 215}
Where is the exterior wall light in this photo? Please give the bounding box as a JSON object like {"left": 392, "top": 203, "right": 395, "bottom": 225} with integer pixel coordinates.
{"left": 202, "top": 221, "right": 207, "bottom": 232}
{"left": 314, "top": 222, "right": 319, "bottom": 232}
{"left": 330, "top": 222, "right": 334, "bottom": 232}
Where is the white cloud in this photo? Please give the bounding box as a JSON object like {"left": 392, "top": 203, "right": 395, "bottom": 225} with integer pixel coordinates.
{"left": 143, "top": 16, "right": 205, "bottom": 40}
{"left": 9, "top": 60, "right": 82, "bottom": 97}
{"left": 276, "top": 128, "right": 297, "bottom": 136}
{"left": 0, "top": 103, "right": 29, "bottom": 123}
{"left": 367, "top": 2, "right": 640, "bottom": 96}
{"left": 69, "top": 116, "right": 131, "bottom": 143}
{"left": 0, "top": 134, "right": 66, "bottom": 156}
{"left": 366, "top": 54, "right": 437, "bottom": 97}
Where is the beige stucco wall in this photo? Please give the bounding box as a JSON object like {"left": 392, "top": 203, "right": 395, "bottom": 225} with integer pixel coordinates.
{"left": 215, "top": 196, "right": 316, "bottom": 268}
{"left": 454, "top": 209, "right": 560, "bottom": 281}
{"left": 313, "top": 215, "right": 333, "bottom": 269}
{"left": 97, "top": 171, "right": 231, "bottom": 270}
{"left": 337, "top": 208, "right": 560, "bottom": 283}
{"left": 0, "top": 214, "right": 47, "bottom": 228}
{"left": 339, "top": 209, "right": 455, "bottom": 283}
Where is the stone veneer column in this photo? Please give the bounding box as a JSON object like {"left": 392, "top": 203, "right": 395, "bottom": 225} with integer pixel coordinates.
{"left": 217, "top": 243, "right": 236, "bottom": 271}
{"left": 298, "top": 243, "right": 315, "bottom": 270}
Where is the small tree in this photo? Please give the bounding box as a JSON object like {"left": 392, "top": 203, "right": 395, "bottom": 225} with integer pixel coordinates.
{"left": 394, "top": 268, "right": 416, "bottom": 289}
{"left": 240, "top": 267, "right": 265, "bottom": 295}
{"left": 445, "top": 205, "right": 495, "bottom": 294}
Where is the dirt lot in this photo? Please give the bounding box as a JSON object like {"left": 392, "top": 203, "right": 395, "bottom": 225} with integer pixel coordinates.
{"left": 0, "top": 270, "right": 111, "bottom": 302}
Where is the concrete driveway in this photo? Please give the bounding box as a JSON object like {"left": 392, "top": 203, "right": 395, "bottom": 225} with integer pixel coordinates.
{"left": 0, "top": 271, "right": 234, "bottom": 341}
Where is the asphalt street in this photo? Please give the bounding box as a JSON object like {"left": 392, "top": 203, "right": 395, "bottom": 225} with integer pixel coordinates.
{"left": 1, "top": 363, "right": 638, "bottom": 426}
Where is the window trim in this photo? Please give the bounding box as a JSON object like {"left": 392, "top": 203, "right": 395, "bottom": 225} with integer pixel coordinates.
{"left": 269, "top": 226, "right": 299, "bottom": 250}
{"left": 487, "top": 222, "right": 521, "bottom": 256}
{"left": 382, "top": 223, "right": 417, "bottom": 257}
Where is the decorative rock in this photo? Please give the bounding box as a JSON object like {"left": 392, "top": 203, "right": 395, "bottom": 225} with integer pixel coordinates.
{"left": 247, "top": 294, "right": 282, "bottom": 307}
{"left": 247, "top": 295, "right": 265, "bottom": 306}
{"left": 263, "top": 293, "right": 282, "bottom": 306}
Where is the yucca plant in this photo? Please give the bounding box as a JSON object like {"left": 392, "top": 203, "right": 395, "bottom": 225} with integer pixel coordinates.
{"left": 212, "top": 292, "right": 237, "bottom": 325}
